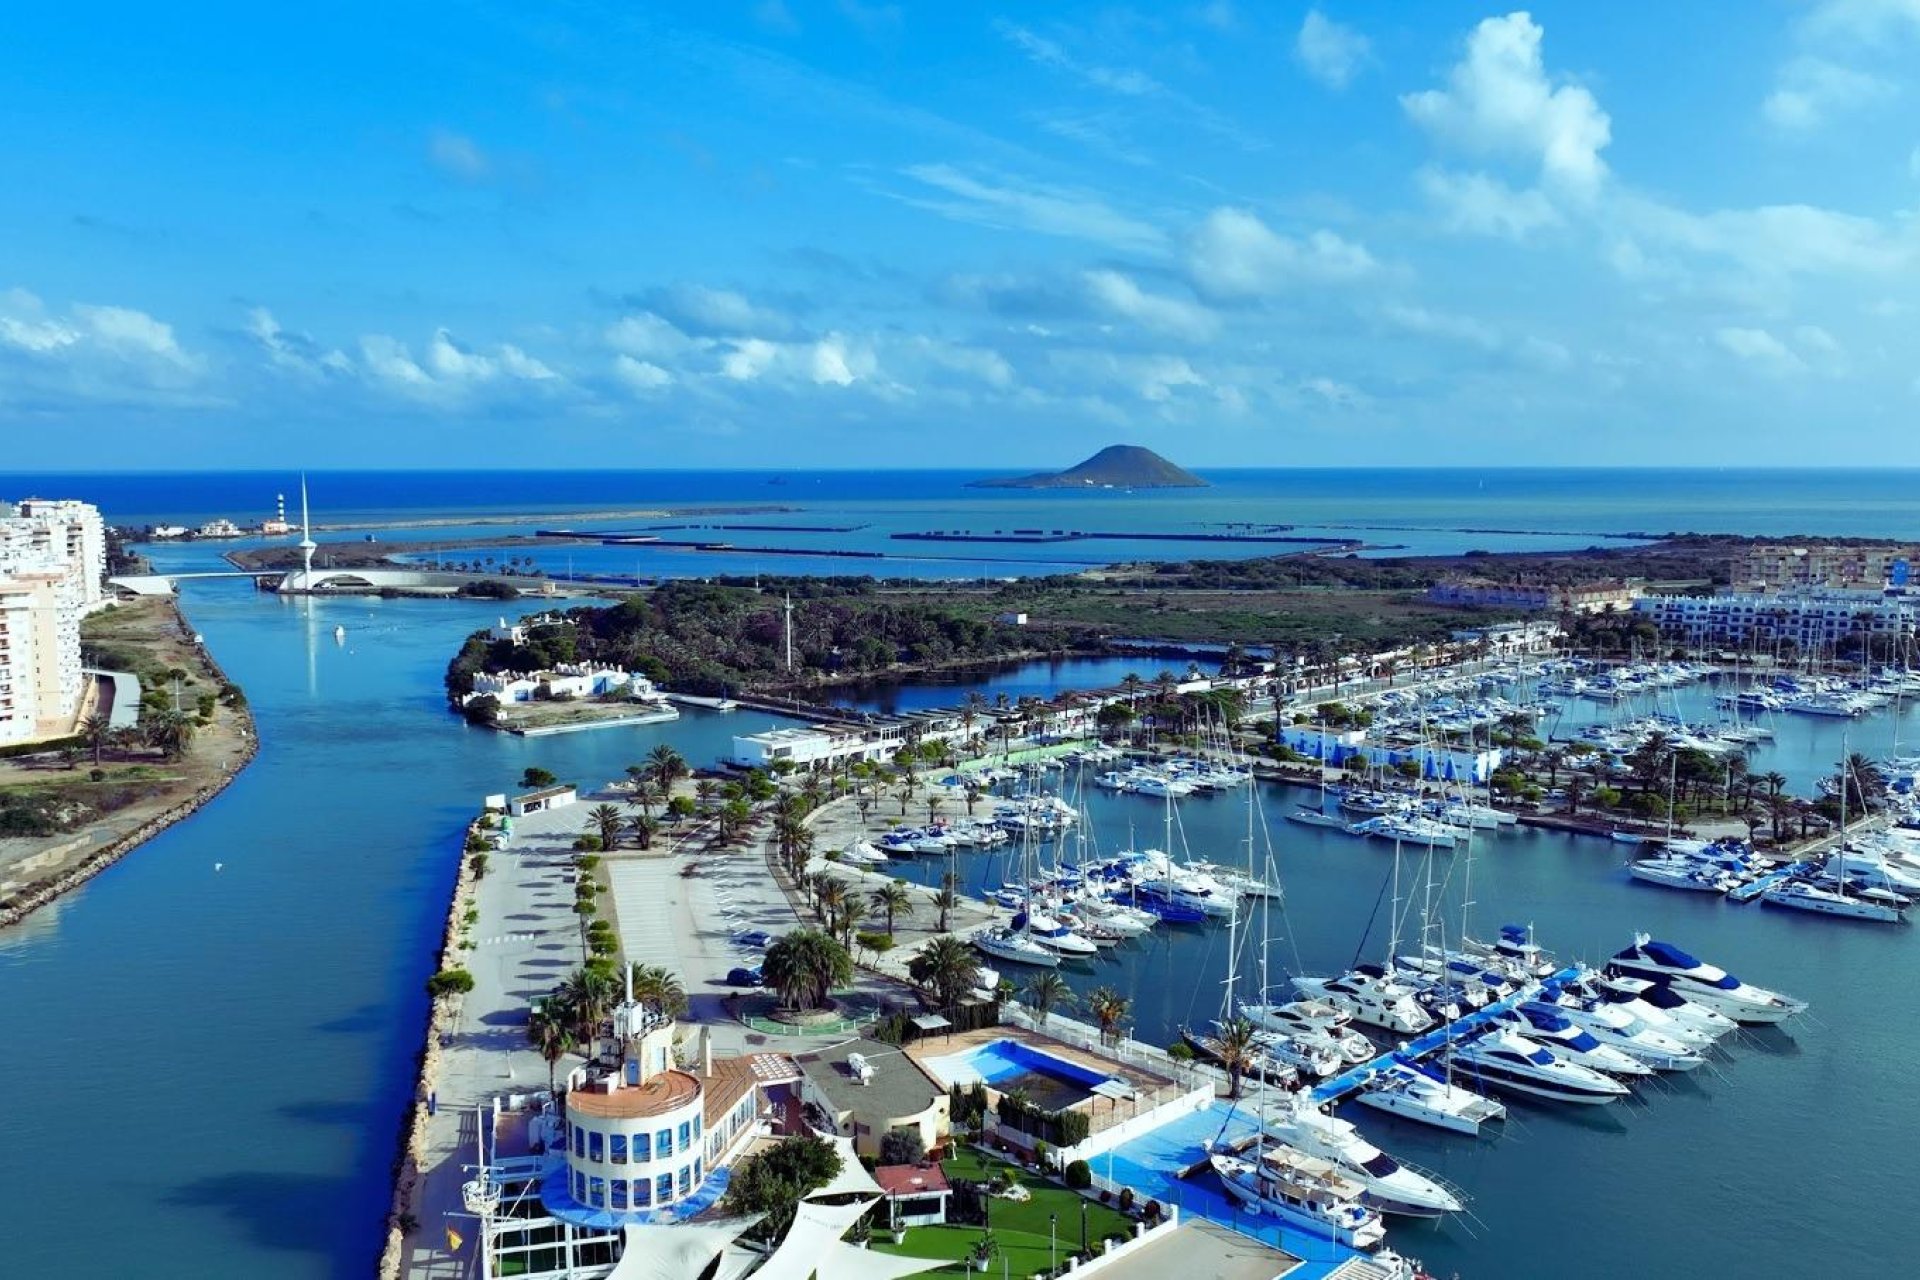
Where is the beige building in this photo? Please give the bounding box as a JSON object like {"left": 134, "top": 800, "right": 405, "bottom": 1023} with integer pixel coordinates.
{"left": 1733, "top": 543, "right": 1920, "bottom": 593}
{"left": 1426, "top": 579, "right": 1642, "bottom": 614}
{"left": 0, "top": 498, "right": 105, "bottom": 744}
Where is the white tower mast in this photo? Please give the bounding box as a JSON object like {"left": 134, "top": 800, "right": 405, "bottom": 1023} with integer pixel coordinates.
{"left": 297, "top": 474, "right": 317, "bottom": 587}
{"left": 783, "top": 592, "right": 795, "bottom": 673}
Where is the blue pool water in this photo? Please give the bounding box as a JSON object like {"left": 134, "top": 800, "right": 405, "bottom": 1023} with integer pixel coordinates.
{"left": 924, "top": 1039, "right": 1113, "bottom": 1112}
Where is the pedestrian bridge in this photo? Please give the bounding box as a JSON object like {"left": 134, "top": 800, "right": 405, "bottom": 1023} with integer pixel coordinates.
{"left": 112, "top": 567, "right": 570, "bottom": 597}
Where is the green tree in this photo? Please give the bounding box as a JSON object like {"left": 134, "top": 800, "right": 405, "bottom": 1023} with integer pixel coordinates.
{"left": 647, "top": 744, "right": 688, "bottom": 792}
{"left": 870, "top": 880, "right": 915, "bottom": 938}
{"left": 1212, "top": 1016, "right": 1261, "bottom": 1099}
{"left": 723, "top": 1134, "right": 842, "bottom": 1242}
{"left": 907, "top": 935, "right": 980, "bottom": 1010}
{"left": 627, "top": 813, "right": 659, "bottom": 850}
{"left": 627, "top": 963, "right": 689, "bottom": 1019}
{"left": 761, "top": 928, "right": 852, "bottom": 1011}
{"left": 521, "top": 766, "right": 557, "bottom": 789}
{"left": 1022, "top": 971, "right": 1074, "bottom": 1028}
{"left": 526, "top": 1002, "right": 575, "bottom": 1095}
{"left": 80, "top": 713, "right": 111, "bottom": 766}
{"left": 589, "top": 803, "right": 624, "bottom": 850}
{"left": 1086, "top": 986, "right": 1130, "bottom": 1046}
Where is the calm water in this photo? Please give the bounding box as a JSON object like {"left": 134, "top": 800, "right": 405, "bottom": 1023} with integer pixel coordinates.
{"left": 2, "top": 474, "right": 1917, "bottom": 1277}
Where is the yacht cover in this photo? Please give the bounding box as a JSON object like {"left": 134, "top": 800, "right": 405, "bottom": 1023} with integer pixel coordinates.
{"left": 751, "top": 1197, "right": 879, "bottom": 1280}
{"left": 606, "top": 1215, "right": 764, "bottom": 1280}
{"left": 803, "top": 1134, "right": 888, "bottom": 1202}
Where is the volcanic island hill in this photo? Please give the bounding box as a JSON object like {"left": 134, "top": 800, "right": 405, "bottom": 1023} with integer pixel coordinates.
{"left": 968, "top": 444, "right": 1209, "bottom": 490}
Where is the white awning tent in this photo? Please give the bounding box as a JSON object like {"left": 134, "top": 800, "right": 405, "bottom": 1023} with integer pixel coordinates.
{"left": 814, "top": 1241, "right": 952, "bottom": 1280}
{"left": 749, "top": 1198, "right": 877, "bottom": 1280}
{"left": 606, "top": 1215, "right": 764, "bottom": 1280}
{"left": 803, "top": 1135, "right": 887, "bottom": 1203}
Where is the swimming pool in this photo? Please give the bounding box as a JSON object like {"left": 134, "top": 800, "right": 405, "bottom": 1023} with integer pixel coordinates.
{"left": 922, "top": 1038, "right": 1113, "bottom": 1112}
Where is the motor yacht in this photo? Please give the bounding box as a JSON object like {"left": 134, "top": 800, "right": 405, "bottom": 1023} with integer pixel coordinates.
{"left": 1181, "top": 1026, "right": 1300, "bottom": 1089}
{"left": 1628, "top": 856, "right": 1736, "bottom": 894}
{"left": 1394, "top": 949, "right": 1518, "bottom": 1004}
{"left": 1491, "top": 1003, "right": 1653, "bottom": 1077}
{"left": 1353, "top": 1058, "right": 1507, "bottom": 1136}
{"left": 969, "top": 926, "right": 1058, "bottom": 967}
{"left": 1448, "top": 1031, "right": 1631, "bottom": 1105}
{"left": 1014, "top": 910, "right": 1100, "bottom": 956}
{"left": 1347, "top": 814, "right": 1459, "bottom": 849}
{"left": 1592, "top": 974, "right": 1737, "bottom": 1042}
{"left": 1266, "top": 1104, "right": 1465, "bottom": 1219}
{"left": 1460, "top": 923, "right": 1556, "bottom": 979}
{"left": 1542, "top": 993, "right": 1707, "bottom": 1070}
{"left": 1209, "top": 1146, "right": 1388, "bottom": 1251}
{"left": 1605, "top": 935, "right": 1807, "bottom": 1023}
{"left": 1239, "top": 1000, "right": 1374, "bottom": 1064}
{"left": 1761, "top": 879, "right": 1907, "bottom": 924}
{"left": 1287, "top": 806, "right": 1350, "bottom": 828}
{"left": 1292, "top": 969, "right": 1435, "bottom": 1034}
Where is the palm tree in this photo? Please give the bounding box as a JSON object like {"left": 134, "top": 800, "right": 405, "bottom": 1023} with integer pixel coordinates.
{"left": 588, "top": 803, "right": 623, "bottom": 850}
{"left": 907, "top": 935, "right": 979, "bottom": 1009}
{"left": 148, "top": 710, "right": 196, "bottom": 760}
{"left": 1022, "top": 972, "right": 1074, "bottom": 1028}
{"left": 837, "top": 895, "right": 870, "bottom": 946}
{"left": 1086, "top": 987, "right": 1130, "bottom": 1046}
{"left": 935, "top": 871, "right": 959, "bottom": 932}
{"left": 627, "top": 779, "right": 662, "bottom": 818}
{"left": 80, "top": 713, "right": 111, "bottom": 766}
{"left": 815, "top": 876, "right": 848, "bottom": 930}
{"left": 870, "top": 881, "right": 915, "bottom": 938}
{"left": 526, "top": 1003, "right": 575, "bottom": 1096}
{"left": 1212, "top": 1016, "right": 1261, "bottom": 1099}
{"left": 926, "top": 795, "right": 942, "bottom": 826}
{"left": 761, "top": 928, "right": 852, "bottom": 1011}
{"left": 647, "top": 744, "right": 688, "bottom": 792}
{"left": 626, "top": 963, "right": 688, "bottom": 1019}
{"left": 560, "top": 965, "right": 619, "bottom": 1056}
{"left": 695, "top": 778, "right": 719, "bottom": 812}
{"left": 961, "top": 782, "right": 983, "bottom": 816}
{"left": 627, "top": 813, "right": 659, "bottom": 850}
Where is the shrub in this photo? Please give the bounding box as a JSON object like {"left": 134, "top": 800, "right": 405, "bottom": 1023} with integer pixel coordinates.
{"left": 572, "top": 835, "right": 603, "bottom": 853}
{"left": 1063, "top": 1160, "right": 1092, "bottom": 1190}
{"left": 1032, "top": 1140, "right": 1049, "bottom": 1169}
{"left": 1117, "top": 1187, "right": 1135, "bottom": 1214}
{"left": 574, "top": 854, "right": 601, "bottom": 871}
{"left": 855, "top": 930, "right": 895, "bottom": 953}
{"left": 467, "top": 853, "right": 490, "bottom": 880}
{"left": 426, "top": 969, "right": 474, "bottom": 997}
{"left": 1143, "top": 1199, "right": 1162, "bottom": 1225}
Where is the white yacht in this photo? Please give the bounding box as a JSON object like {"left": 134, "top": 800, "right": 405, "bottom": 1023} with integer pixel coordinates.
{"left": 1347, "top": 813, "right": 1459, "bottom": 849}
{"left": 1605, "top": 935, "right": 1808, "bottom": 1023}
{"left": 1209, "top": 1146, "right": 1388, "bottom": 1251}
{"left": 1353, "top": 1059, "right": 1507, "bottom": 1136}
{"left": 1761, "top": 879, "right": 1907, "bottom": 924}
{"left": 1287, "top": 806, "right": 1349, "bottom": 828}
{"left": 1017, "top": 910, "right": 1100, "bottom": 956}
{"left": 1461, "top": 924, "right": 1556, "bottom": 979}
{"left": 1266, "top": 1105, "right": 1464, "bottom": 1219}
{"left": 1543, "top": 993, "right": 1706, "bottom": 1071}
{"left": 1448, "top": 1030, "right": 1632, "bottom": 1105}
{"left": 1593, "top": 974, "right": 1737, "bottom": 1042}
{"left": 1292, "top": 969, "right": 1434, "bottom": 1034}
{"left": 1628, "top": 857, "right": 1736, "bottom": 894}
{"left": 970, "top": 926, "right": 1058, "bottom": 967}
{"left": 1239, "top": 1000, "right": 1374, "bottom": 1064}
{"left": 1492, "top": 1003, "right": 1653, "bottom": 1078}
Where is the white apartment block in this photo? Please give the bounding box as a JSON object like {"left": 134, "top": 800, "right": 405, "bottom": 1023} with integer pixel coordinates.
{"left": 1633, "top": 589, "right": 1920, "bottom": 651}
{"left": 0, "top": 498, "right": 106, "bottom": 744}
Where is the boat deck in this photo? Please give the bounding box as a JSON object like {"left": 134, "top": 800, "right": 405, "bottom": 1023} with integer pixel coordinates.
{"left": 1727, "top": 863, "right": 1810, "bottom": 903}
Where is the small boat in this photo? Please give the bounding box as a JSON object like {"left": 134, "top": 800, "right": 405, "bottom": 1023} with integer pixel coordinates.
{"left": 332, "top": 624, "right": 346, "bottom": 642}
{"left": 1628, "top": 857, "right": 1735, "bottom": 894}
{"left": 1287, "top": 806, "right": 1349, "bottom": 828}
{"left": 970, "top": 927, "right": 1057, "bottom": 967}
{"left": 1543, "top": 993, "right": 1707, "bottom": 1071}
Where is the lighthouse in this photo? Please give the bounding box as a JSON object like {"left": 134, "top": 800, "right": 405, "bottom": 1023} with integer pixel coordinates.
{"left": 297, "top": 476, "right": 317, "bottom": 587}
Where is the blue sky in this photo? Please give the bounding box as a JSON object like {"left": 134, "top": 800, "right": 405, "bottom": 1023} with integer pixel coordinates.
{"left": 3, "top": 2, "right": 1918, "bottom": 469}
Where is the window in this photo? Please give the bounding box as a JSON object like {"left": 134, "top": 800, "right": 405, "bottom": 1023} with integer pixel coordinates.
{"left": 658, "top": 1128, "right": 673, "bottom": 1158}
{"left": 611, "top": 1179, "right": 628, "bottom": 1210}
{"left": 678, "top": 1166, "right": 692, "bottom": 1196}
{"left": 694, "top": 1157, "right": 704, "bottom": 1184}
{"left": 634, "top": 1131, "right": 651, "bottom": 1162}
{"left": 574, "top": 1170, "right": 587, "bottom": 1203}
{"left": 656, "top": 1174, "right": 673, "bottom": 1205}
{"left": 589, "top": 1131, "right": 604, "bottom": 1163}
{"left": 678, "top": 1121, "right": 691, "bottom": 1150}
{"left": 610, "top": 1134, "right": 627, "bottom": 1165}
{"left": 573, "top": 1126, "right": 586, "bottom": 1159}
{"left": 693, "top": 1116, "right": 702, "bottom": 1140}
{"left": 589, "top": 1177, "right": 605, "bottom": 1208}
{"left": 635, "top": 1177, "right": 652, "bottom": 1207}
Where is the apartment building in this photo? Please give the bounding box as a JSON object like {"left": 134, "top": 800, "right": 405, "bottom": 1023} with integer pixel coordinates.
{"left": 0, "top": 498, "right": 106, "bottom": 744}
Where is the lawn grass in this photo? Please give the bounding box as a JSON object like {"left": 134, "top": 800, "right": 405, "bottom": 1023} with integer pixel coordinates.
{"left": 870, "top": 1148, "right": 1135, "bottom": 1277}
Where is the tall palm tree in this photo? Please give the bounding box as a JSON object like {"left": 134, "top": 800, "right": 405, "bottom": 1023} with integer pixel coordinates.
{"left": 907, "top": 935, "right": 979, "bottom": 1009}
{"left": 837, "top": 895, "right": 870, "bottom": 946}
{"left": 815, "top": 877, "right": 848, "bottom": 931}
{"left": 526, "top": 1003, "right": 575, "bottom": 1096}
{"left": 588, "top": 803, "right": 623, "bottom": 850}
{"left": 647, "top": 744, "right": 688, "bottom": 792}
{"left": 695, "top": 778, "right": 719, "bottom": 812}
{"left": 80, "top": 713, "right": 111, "bottom": 766}
{"left": 560, "top": 966, "right": 619, "bottom": 1056}
{"left": 1022, "top": 972, "right": 1074, "bottom": 1028}
{"left": 870, "top": 881, "right": 914, "bottom": 938}
{"left": 1086, "top": 987, "right": 1130, "bottom": 1046}
{"left": 626, "top": 963, "right": 688, "bottom": 1019}
{"left": 935, "top": 871, "right": 959, "bottom": 932}
{"left": 761, "top": 928, "right": 852, "bottom": 1011}
{"left": 1212, "top": 1016, "right": 1261, "bottom": 1099}
{"left": 627, "top": 813, "right": 659, "bottom": 850}
{"left": 626, "top": 779, "right": 662, "bottom": 818}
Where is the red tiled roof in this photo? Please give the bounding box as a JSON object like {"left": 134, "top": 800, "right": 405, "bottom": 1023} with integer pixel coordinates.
{"left": 873, "top": 1164, "right": 951, "bottom": 1197}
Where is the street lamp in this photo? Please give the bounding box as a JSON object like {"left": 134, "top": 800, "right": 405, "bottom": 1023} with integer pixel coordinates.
{"left": 1049, "top": 1213, "right": 1057, "bottom": 1271}
{"left": 1079, "top": 1198, "right": 1087, "bottom": 1256}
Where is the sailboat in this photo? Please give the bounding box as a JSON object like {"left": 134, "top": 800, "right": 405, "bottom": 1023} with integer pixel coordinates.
{"left": 1762, "top": 735, "right": 1907, "bottom": 923}
{"left": 970, "top": 804, "right": 1061, "bottom": 966}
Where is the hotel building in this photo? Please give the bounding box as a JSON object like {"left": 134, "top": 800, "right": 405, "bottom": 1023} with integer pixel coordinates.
{"left": 0, "top": 498, "right": 106, "bottom": 744}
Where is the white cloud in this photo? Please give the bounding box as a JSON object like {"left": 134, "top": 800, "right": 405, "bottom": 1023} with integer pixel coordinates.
{"left": 1417, "top": 167, "right": 1561, "bottom": 239}
{"left": 1763, "top": 56, "right": 1894, "bottom": 130}
{"left": 1081, "top": 269, "right": 1218, "bottom": 340}
{"left": 1296, "top": 10, "right": 1370, "bottom": 90}
{"left": 0, "top": 289, "right": 81, "bottom": 353}
{"left": 612, "top": 354, "right": 673, "bottom": 393}
{"left": 605, "top": 312, "right": 698, "bottom": 360}
{"left": 894, "top": 163, "right": 1166, "bottom": 252}
{"left": 1187, "top": 208, "right": 1377, "bottom": 299}
{"left": 426, "top": 129, "right": 490, "bottom": 181}
{"left": 1302, "top": 375, "right": 1366, "bottom": 408}
{"left": 1195, "top": 1, "right": 1236, "bottom": 31}
{"left": 640, "top": 284, "right": 791, "bottom": 336}
{"left": 753, "top": 0, "right": 800, "bottom": 35}
{"left": 720, "top": 334, "right": 877, "bottom": 388}
{"left": 247, "top": 307, "right": 349, "bottom": 378}
{"left": 0, "top": 287, "right": 208, "bottom": 408}
{"left": 1403, "top": 12, "right": 1611, "bottom": 195}
{"left": 1715, "top": 326, "right": 1805, "bottom": 375}
{"left": 1908, "top": 145, "right": 1920, "bottom": 178}
{"left": 358, "top": 327, "right": 560, "bottom": 401}
{"left": 1381, "top": 302, "right": 1501, "bottom": 350}
{"left": 1620, "top": 196, "right": 1915, "bottom": 276}
{"left": 1804, "top": 0, "right": 1920, "bottom": 42}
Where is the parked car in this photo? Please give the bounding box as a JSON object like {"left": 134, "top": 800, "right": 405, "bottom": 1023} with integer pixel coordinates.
{"left": 726, "top": 964, "right": 765, "bottom": 988}
{"left": 733, "top": 929, "right": 772, "bottom": 949}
